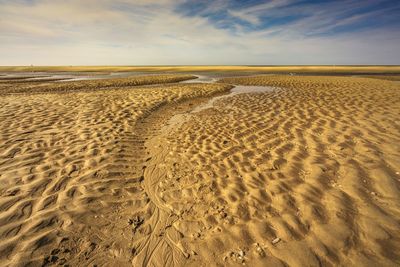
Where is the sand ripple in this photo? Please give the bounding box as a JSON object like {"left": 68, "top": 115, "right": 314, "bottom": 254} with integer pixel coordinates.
{"left": 1, "top": 74, "right": 399, "bottom": 266}
{"left": 0, "top": 80, "right": 230, "bottom": 266}
{"left": 153, "top": 76, "right": 400, "bottom": 266}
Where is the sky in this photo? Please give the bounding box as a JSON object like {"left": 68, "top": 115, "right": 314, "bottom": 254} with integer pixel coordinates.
{"left": 0, "top": 0, "right": 399, "bottom": 65}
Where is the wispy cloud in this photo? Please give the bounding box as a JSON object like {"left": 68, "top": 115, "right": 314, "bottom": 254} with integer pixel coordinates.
{"left": 0, "top": 0, "right": 399, "bottom": 65}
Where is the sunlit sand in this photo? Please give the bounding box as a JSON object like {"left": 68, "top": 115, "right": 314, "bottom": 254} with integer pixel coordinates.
{"left": 0, "top": 69, "right": 399, "bottom": 266}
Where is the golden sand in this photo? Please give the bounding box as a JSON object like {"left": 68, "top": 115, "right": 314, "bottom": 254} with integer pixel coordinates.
{"left": 146, "top": 76, "right": 400, "bottom": 266}
{"left": 363, "top": 75, "right": 400, "bottom": 81}
{"left": 0, "top": 73, "right": 399, "bottom": 266}
{"left": 0, "top": 74, "right": 195, "bottom": 94}
{"left": 0, "top": 76, "right": 231, "bottom": 266}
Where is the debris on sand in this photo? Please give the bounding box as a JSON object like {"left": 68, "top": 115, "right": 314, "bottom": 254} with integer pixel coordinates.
{"left": 254, "top": 243, "right": 265, "bottom": 257}
{"left": 224, "top": 249, "right": 246, "bottom": 264}
{"left": 129, "top": 216, "right": 144, "bottom": 233}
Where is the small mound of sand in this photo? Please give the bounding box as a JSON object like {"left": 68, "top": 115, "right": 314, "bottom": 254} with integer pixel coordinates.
{"left": 0, "top": 74, "right": 196, "bottom": 94}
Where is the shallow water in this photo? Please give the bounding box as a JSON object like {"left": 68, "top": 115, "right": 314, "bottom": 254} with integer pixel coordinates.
{"left": 179, "top": 75, "right": 218, "bottom": 83}
{"left": 178, "top": 74, "right": 278, "bottom": 112}
{"left": 192, "top": 85, "right": 276, "bottom": 113}
{"left": 160, "top": 77, "right": 278, "bottom": 134}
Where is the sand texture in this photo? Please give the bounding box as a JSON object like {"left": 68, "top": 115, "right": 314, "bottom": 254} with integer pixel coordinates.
{"left": 0, "top": 77, "right": 231, "bottom": 266}
{"left": 0, "top": 74, "right": 195, "bottom": 95}
{"left": 363, "top": 75, "right": 400, "bottom": 81}
{"left": 148, "top": 76, "right": 400, "bottom": 266}
{"left": 0, "top": 74, "right": 399, "bottom": 266}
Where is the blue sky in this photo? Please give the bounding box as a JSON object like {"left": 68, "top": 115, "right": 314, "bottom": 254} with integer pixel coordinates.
{"left": 0, "top": 0, "right": 399, "bottom": 65}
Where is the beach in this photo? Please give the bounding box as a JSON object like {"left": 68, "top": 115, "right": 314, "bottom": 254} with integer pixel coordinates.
{"left": 0, "top": 71, "right": 399, "bottom": 266}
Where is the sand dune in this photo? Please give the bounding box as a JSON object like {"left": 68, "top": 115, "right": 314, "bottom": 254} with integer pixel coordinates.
{"left": 0, "top": 74, "right": 399, "bottom": 266}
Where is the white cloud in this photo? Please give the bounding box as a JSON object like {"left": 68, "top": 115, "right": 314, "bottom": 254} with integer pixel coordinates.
{"left": 0, "top": 0, "right": 399, "bottom": 65}
{"left": 228, "top": 9, "right": 260, "bottom": 25}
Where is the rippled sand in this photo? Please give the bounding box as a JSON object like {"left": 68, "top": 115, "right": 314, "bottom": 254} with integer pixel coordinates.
{"left": 0, "top": 74, "right": 399, "bottom": 266}
{"left": 150, "top": 76, "right": 400, "bottom": 266}
{"left": 0, "top": 76, "right": 231, "bottom": 266}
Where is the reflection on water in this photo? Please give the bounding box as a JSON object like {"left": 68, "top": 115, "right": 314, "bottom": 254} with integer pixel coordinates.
{"left": 163, "top": 84, "right": 278, "bottom": 135}
{"left": 192, "top": 85, "right": 276, "bottom": 113}
{"left": 179, "top": 75, "right": 218, "bottom": 83}
{"left": 0, "top": 72, "right": 272, "bottom": 83}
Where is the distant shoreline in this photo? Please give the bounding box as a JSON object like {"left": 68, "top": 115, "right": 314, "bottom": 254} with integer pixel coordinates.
{"left": 1, "top": 65, "right": 400, "bottom": 74}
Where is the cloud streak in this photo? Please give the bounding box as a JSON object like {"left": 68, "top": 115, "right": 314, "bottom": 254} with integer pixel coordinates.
{"left": 0, "top": 0, "right": 399, "bottom": 65}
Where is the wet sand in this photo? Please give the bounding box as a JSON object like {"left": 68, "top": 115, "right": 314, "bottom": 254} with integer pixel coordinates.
{"left": 0, "top": 73, "right": 399, "bottom": 266}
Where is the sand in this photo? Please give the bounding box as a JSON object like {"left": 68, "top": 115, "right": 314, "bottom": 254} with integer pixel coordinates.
{"left": 0, "top": 73, "right": 399, "bottom": 266}
{"left": 0, "top": 74, "right": 195, "bottom": 94}
{"left": 363, "top": 75, "right": 400, "bottom": 81}
{"left": 144, "top": 75, "right": 400, "bottom": 266}
{"left": 0, "top": 76, "right": 231, "bottom": 266}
